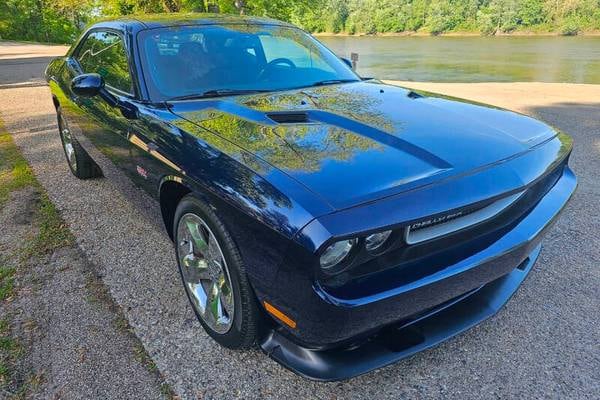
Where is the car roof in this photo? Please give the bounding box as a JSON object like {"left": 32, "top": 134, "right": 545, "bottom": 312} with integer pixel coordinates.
{"left": 90, "top": 12, "right": 294, "bottom": 32}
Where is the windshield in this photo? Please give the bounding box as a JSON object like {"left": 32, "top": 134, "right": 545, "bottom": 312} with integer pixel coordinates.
{"left": 137, "top": 24, "right": 359, "bottom": 100}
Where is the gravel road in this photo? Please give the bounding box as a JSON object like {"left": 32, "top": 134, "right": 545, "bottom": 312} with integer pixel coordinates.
{"left": 0, "top": 188, "right": 167, "bottom": 399}
{"left": 1, "top": 42, "right": 598, "bottom": 399}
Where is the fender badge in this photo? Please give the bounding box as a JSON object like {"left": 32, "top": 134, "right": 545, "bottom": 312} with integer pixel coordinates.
{"left": 136, "top": 165, "right": 148, "bottom": 179}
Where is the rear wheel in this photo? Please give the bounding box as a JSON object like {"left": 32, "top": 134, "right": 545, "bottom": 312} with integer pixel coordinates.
{"left": 56, "top": 107, "right": 101, "bottom": 179}
{"left": 174, "top": 195, "right": 260, "bottom": 349}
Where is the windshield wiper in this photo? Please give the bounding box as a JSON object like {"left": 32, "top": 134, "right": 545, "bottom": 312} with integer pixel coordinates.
{"left": 311, "top": 79, "right": 360, "bottom": 87}
{"left": 167, "top": 89, "right": 270, "bottom": 101}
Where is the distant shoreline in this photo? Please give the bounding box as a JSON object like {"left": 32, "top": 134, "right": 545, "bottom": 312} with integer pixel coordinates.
{"left": 313, "top": 30, "right": 600, "bottom": 38}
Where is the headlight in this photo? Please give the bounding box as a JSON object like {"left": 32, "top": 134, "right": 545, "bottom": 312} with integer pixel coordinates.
{"left": 365, "top": 230, "right": 392, "bottom": 251}
{"left": 320, "top": 239, "right": 356, "bottom": 270}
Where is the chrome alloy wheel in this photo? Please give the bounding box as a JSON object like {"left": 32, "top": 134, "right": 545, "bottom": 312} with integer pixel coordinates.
{"left": 176, "top": 213, "right": 235, "bottom": 334}
{"left": 58, "top": 113, "right": 77, "bottom": 171}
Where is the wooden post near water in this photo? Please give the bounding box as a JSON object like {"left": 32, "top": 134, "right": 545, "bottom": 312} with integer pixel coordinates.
{"left": 350, "top": 52, "right": 359, "bottom": 70}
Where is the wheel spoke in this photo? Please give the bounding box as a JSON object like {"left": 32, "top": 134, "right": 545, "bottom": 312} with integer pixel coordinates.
{"left": 205, "top": 233, "right": 222, "bottom": 265}
{"left": 189, "top": 282, "right": 208, "bottom": 313}
{"left": 185, "top": 220, "right": 208, "bottom": 254}
{"left": 207, "top": 281, "right": 223, "bottom": 324}
{"left": 218, "top": 273, "right": 233, "bottom": 315}
{"left": 182, "top": 258, "right": 209, "bottom": 284}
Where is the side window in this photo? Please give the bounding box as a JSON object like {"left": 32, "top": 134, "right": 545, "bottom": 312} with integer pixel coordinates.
{"left": 76, "top": 31, "right": 133, "bottom": 94}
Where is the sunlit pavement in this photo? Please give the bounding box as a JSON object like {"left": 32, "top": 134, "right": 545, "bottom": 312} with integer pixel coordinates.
{"left": 0, "top": 41, "right": 69, "bottom": 88}
{"left": 1, "top": 42, "right": 598, "bottom": 399}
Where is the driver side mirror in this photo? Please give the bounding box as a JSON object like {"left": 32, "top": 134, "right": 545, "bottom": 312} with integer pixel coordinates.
{"left": 71, "top": 73, "right": 119, "bottom": 108}
{"left": 71, "top": 73, "right": 104, "bottom": 97}
{"left": 340, "top": 57, "right": 354, "bottom": 70}
{"left": 70, "top": 73, "right": 137, "bottom": 119}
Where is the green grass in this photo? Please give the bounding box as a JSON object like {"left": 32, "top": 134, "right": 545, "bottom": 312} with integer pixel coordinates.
{"left": 0, "top": 265, "right": 16, "bottom": 301}
{"left": 133, "top": 342, "right": 158, "bottom": 373}
{"left": 26, "top": 193, "right": 74, "bottom": 256}
{"left": 0, "top": 318, "right": 21, "bottom": 389}
{"left": 0, "top": 122, "right": 74, "bottom": 258}
{"left": 0, "top": 124, "right": 36, "bottom": 207}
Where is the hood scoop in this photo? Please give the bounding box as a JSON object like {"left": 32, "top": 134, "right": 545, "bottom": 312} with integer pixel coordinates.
{"left": 267, "top": 111, "right": 310, "bottom": 124}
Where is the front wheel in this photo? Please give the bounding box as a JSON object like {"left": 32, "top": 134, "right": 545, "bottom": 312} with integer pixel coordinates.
{"left": 174, "top": 195, "right": 260, "bottom": 349}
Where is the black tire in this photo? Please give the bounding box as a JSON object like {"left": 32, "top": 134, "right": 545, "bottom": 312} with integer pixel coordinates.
{"left": 173, "top": 194, "right": 260, "bottom": 349}
{"left": 56, "top": 106, "right": 102, "bottom": 179}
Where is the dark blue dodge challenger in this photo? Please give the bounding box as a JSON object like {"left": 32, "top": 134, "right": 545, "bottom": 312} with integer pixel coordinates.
{"left": 45, "top": 14, "right": 576, "bottom": 380}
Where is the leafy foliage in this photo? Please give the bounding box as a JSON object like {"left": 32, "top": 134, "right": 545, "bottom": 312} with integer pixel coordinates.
{"left": 304, "top": 0, "right": 600, "bottom": 35}
{"left": 0, "top": 0, "right": 599, "bottom": 43}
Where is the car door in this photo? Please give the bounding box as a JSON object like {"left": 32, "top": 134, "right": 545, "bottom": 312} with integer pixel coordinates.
{"left": 63, "top": 29, "right": 164, "bottom": 195}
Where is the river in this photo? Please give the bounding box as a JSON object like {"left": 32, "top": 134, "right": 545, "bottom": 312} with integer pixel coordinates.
{"left": 319, "top": 36, "right": 600, "bottom": 83}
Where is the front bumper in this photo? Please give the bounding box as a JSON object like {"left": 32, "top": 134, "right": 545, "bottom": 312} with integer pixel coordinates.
{"left": 259, "top": 166, "right": 576, "bottom": 381}
{"left": 261, "top": 245, "right": 540, "bottom": 381}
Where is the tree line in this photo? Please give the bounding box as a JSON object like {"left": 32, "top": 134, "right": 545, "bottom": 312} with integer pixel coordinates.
{"left": 299, "top": 0, "right": 600, "bottom": 35}
{"left": 1, "top": 0, "right": 599, "bottom": 44}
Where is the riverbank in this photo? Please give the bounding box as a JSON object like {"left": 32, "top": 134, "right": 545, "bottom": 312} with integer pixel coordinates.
{"left": 313, "top": 30, "right": 600, "bottom": 37}
{"left": 384, "top": 81, "right": 600, "bottom": 108}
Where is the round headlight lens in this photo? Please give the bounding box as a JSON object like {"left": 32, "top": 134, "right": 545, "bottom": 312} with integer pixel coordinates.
{"left": 320, "top": 239, "right": 356, "bottom": 270}
{"left": 365, "top": 230, "right": 392, "bottom": 251}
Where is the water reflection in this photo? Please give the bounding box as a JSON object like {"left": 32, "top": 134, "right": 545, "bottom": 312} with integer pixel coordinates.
{"left": 170, "top": 82, "right": 451, "bottom": 209}
{"left": 175, "top": 84, "right": 405, "bottom": 175}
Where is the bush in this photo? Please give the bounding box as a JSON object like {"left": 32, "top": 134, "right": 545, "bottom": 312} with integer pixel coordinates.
{"left": 560, "top": 19, "right": 580, "bottom": 36}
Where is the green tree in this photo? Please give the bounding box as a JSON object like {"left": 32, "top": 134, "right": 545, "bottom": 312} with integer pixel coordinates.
{"left": 518, "top": 0, "right": 546, "bottom": 26}
{"left": 0, "top": 0, "right": 94, "bottom": 43}
{"left": 427, "top": 0, "right": 456, "bottom": 34}
{"left": 2, "top": 0, "right": 600, "bottom": 43}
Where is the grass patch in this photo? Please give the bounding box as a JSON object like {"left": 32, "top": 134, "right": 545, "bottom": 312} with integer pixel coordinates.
{"left": 26, "top": 193, "right": 74, "bottom": 256}
{"left": 0, "top": 120, "right": 73, "bottom": 257}
{"left": 112, "top": 314, "right": 133, "bottom": 333}
{"left": 0, "top": 118, "right": 174, "bottom": 398}
{"left": 0, "top": 266, "right": 16, "bottom": 301}
{"left": 0, "top": 123, "right": 36, "bottom": 207}
{"left": 160, "top": 381, "right": 178, "bottom": 400}
{"left": 0, "top": 318, "right": 22, "bottom": 390}
{"left": 133, "top": 342, "right": 158, "bottom": 373}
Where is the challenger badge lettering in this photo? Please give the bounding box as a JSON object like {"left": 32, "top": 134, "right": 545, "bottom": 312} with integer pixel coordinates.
{"left": 410, "top": 211, "right": 464, "bottom": 230}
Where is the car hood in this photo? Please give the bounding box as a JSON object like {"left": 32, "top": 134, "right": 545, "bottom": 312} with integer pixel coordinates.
{"left": 170, "top": 81, "right": 557, "bottom": 210}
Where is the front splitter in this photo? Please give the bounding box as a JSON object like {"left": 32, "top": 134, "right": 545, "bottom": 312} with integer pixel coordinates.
{"left": 259, "top": 244, "right": 541, "bottom": 381}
